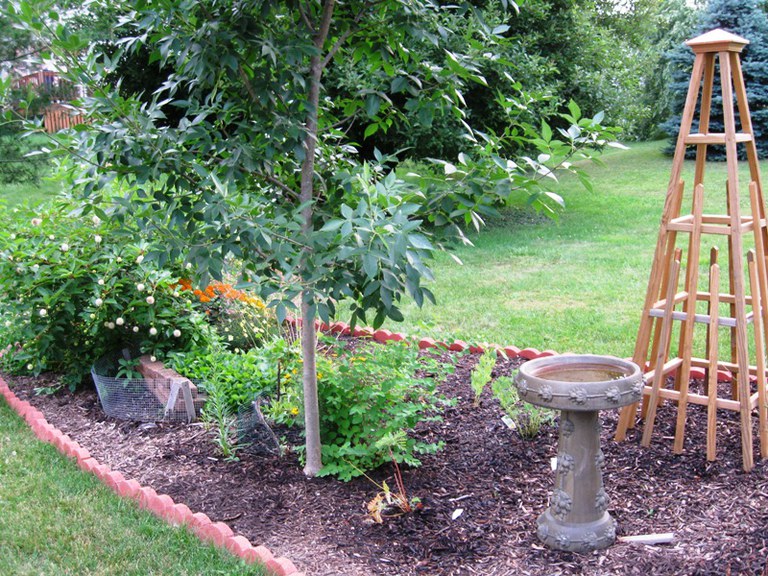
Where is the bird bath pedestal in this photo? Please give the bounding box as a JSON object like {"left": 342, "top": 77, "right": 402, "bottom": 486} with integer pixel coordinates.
{"left": 514, "top": 354, "right": 643, "bottom": 552}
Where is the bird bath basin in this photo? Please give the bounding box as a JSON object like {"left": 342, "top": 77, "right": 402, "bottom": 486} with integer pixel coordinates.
{"left": 514, "top": 354, "right": 643, "bottom": 552}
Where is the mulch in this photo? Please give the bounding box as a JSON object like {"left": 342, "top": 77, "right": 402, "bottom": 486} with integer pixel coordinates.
{"left": 5, "top": 346, "right": 768, "bottom": 576}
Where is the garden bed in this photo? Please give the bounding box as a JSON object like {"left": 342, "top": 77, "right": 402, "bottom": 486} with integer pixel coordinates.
{"left": 6, "top": 348, "right": 768, "bottom": 576}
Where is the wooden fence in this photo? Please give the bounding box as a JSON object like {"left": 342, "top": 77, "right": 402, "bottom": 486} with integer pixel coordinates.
{"left": 43, "top": 103, "right": 86, "bottom": 133}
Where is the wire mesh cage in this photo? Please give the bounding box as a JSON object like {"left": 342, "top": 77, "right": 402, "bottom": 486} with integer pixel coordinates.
{"left": 91, "top": 350, "right": 201, "bottom": 423}
{"left": 237, "top": 396, "right": 281, "bottom": 456}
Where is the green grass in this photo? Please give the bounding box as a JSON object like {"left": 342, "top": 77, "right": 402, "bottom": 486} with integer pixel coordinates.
{"left": 0, "top": 177, "right": 62, "bottom": 207}
{"left": 386, "top": 140, "right": 765, "bottom": 358}
{"left": 0, "top": 397, "right": 266, "bottom": 576}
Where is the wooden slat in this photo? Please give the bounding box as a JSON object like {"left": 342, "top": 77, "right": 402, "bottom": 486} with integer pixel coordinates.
{"left": 648, "top": 308, "right": 753, "bottom": 328}
{"left": 684, "top": 132, "right": 752, "bottom": 144}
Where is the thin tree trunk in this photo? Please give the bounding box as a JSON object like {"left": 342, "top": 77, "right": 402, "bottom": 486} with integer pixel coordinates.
{"left": 299, "top": 0, "right": 335, "bottom": 477}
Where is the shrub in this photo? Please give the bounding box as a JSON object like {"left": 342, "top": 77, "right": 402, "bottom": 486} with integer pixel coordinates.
{"left": 0, "top": 202, "right": 215, "bottom": 387}
{"left": 313, "top": 340, "right": 453, "bottom": 481}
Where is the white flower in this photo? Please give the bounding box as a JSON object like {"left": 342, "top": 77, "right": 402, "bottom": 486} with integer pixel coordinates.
{"left": 48, "top": 235, "right": 55, "bottom": 241}
{"left": 116, "top": 257, "right": 122, "bottom": 263}
{"left": 92, "top": 215, "right": 101, "bottom": 225}
{"left": 228, "top": 335, "right": 234, "bottom": 342}
{"left": 173, "top": 329, "right": 181, "bottom": 338}
{"left": 60, "top": 243, "right": 69, "bottom": 252}
{"left": 94, "top": 298, "right": 103, "bottom": 307}
{"left": 132, "top": 326, "right": 139, "bottom": 333}
{"left": 4, "top": 320, "right": 11, "bottom": 327}
{"left": 27, "top": 363, "right": 33, "bottom": 371}
{"left": 107, "top": 322, "right": 115, "bottom": 329}
{"left": 185, "top": 262, "right": 192, "bottom": 269}
{"left": 136, "top": 283, "right": 145, "bottom": 292}
{"left": 116, "top": 317, "right": 124, "bottom": 326}
{"left": 150, "top": 355, "right": 157, "bottom": 362}
{"left": 94, "top": 235, "right": 102, "bottom": 244}
{"left": 31, "top": 264, "right": 39, "bottom": 272}
{"left": 149, "top": 327, "right": 158, "bottom": 336}
{"left": 89, "top": 313, "right": 96, "bottom": 320}
{"left": 146, "top": 295, "right": 155, "bottom": 305}
{"left": 38, "top": 308, "right": 48, "bottom": 317}
{"left": 31, "top": 218, "right": 42, "bottom": 226}
{"left": 97, "top": 279, "right": 104, "bottom": 286}
{"left": 136, "top": 255, "right": 144, "bottom": 264}
{"left": 10, "top": 233, "right": 16, "bottom": 240}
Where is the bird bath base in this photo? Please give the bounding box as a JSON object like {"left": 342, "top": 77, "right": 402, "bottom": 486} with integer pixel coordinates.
{"left": 514, "top": 355, "right": 643, "bottom": 553}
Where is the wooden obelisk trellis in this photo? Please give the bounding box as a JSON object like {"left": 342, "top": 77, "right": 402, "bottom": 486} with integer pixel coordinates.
{"left": 614, "top": 29, "right": 768, "bottom": 472}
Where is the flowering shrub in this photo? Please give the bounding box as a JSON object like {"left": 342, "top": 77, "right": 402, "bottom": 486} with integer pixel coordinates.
{"left": 312, "top": 340, "right": 453, "bottom": 481}
{"left": 0, "top": 203, "right": 215, "bottom": 387}
{"left": 177, "top": 278, "right": 276, "bottom": 350}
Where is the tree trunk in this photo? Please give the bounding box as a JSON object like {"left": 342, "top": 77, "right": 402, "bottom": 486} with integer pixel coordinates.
{"left": 299, "top": 0, "right": 335, "bottom": 477}
{"left": 300, "top": 297, "right": 322, "bottom": 476}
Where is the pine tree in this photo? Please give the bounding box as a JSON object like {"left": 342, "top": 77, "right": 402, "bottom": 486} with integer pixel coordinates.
{"left": 661, "top": 0, "right": 768, "bottom": 159}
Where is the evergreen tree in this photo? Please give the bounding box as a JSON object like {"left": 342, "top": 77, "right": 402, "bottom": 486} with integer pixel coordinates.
{"left": 661, "top": 0, "right": 768, "bottom": 159}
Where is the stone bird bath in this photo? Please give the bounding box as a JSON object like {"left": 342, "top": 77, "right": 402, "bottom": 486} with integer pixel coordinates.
{"left": 514, "top": 354, "right": 643, "bottom": 552}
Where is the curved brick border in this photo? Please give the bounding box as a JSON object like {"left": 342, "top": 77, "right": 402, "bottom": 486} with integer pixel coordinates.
{"left": 0, "top": 322, "right": 738, "bottom": 576}
{"left": 0, "top": 377, "right": 303, "bottom": 576}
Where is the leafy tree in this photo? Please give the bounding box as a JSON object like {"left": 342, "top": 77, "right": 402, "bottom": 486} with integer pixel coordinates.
{"left": 10, "top": 0, "right": 620, "bottom": 476}
{"left": 661, "top": 0, "right": 768, "bottom": 159}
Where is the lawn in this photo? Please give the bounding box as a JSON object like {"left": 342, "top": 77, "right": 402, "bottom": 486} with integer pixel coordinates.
{"left": 387, "top": 140, "right": 764, "bottom": 358}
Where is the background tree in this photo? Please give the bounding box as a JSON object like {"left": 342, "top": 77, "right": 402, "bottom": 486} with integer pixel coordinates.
{"left": 661, "top": 0, "right": 768, "bottom": 159}
{"left": 11, "top": 0, "right": 620, "bottom": 477}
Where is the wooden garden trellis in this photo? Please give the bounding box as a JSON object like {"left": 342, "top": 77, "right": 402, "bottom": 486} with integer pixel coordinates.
{"left": 614, "top": 29, "right": 768, "bottom": 472}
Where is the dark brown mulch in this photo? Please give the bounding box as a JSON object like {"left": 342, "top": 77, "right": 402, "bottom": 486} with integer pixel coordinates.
{"left": 6, "top": 348, "right": 768, "bottom": 576}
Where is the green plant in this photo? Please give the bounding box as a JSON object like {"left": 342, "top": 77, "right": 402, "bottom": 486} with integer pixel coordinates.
{"left": 200, "top": 378, "right": 244, "bottom": 461}
{"left": 168, "top": 338, "right": 302, "bottom": 417}
{"left": 313, "top": 340, "right": 453, "bottom": 481}
{"left": 115, "top": 358, "right": 142, "bottom": 380}
{"left": 0, "top": 201, "right": 216, "bottom": 386}
{"left": 492, "top": 376, "right": 554, "bottom": 440}
{"left": 470, "top": 349, "right": 497, "bottom": 407}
